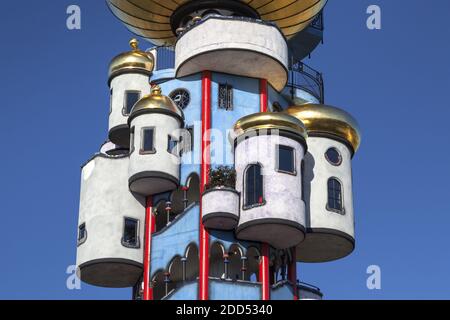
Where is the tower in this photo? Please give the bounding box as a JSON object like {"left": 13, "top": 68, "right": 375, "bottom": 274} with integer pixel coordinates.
{"left": 76, "top": 0, "right": 361, "bottom": 300}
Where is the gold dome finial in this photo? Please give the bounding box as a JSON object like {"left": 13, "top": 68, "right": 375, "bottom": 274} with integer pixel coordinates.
{"left": 129, "top": 38, "right": 139, "bottom": 51}
{"left": 108, "top": 38, "right": 154, "bottom": 82}
{"left": 151, "top": 85, "right": 162, "bottom": 96}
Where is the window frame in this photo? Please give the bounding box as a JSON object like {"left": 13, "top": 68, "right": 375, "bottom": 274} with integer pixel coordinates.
{"left": 109, "top": 87, "right": 113, "bottom": 114}
{"left": 218, "top": 83, "right": 233, "bottom": 111}
{"left": 325, "top": 147, "right": 343, "bottom": 166}
{"left": 130, "top": 126, "right": 135, "bottom": 154}
{"left": 121, "top": 217, "right": 140, "bottom": 249}
{"left": 275, "top": 144, "right": 297, "bottom": 176}
{"left": 169, "top": 88, "right": 191, "bottom": 110}
{"left": 77, "top": 222, "right": 87, "bottom": 246}
{"left": 185, "top": 126, "right": 194, "bottom": 153}
{"left": 140, "top": 127, "right": 156, "bottom": 155}
{"left": 326, "top": 177, "right": 345, "bottom": 215}
{"left": 243, "top": 163, "right": 266, "bottom": 210}
{"left": 167, "top": 134, "right": 179, "bottom": 156}
{"left": 122, "top": 90, "right": 142, "bottom": 116}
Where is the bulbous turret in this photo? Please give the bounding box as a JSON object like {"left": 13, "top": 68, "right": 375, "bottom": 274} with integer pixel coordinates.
{"left": 284, "top": 103, "right": 361, "bottom": 263}
{"left": 128, "top": 86, "right": 184, "bottom": 196}
{"left": 108, "top": 38, "right": 154, "bottom": 81}
{"left": 284, "top": 104, "right": 361, "bottom": 154}
{"left": 128, "top": 85, "right": 184, "bottom": 124}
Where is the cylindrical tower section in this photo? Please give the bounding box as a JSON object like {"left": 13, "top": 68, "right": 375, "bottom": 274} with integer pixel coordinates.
{"left": 76, "top": 155, "right": 145, "bottom": 287}
{"left": 285, "top": 104, "right": 361, "bottom": 262}
{"left": 233, "top": 113, "right": 308, "bottom": 249}
{"left": 108, "top": 39, "right": 154, "bottom": 147}
{"left": 128, "top": 86, "right": 184, "bottom": 196}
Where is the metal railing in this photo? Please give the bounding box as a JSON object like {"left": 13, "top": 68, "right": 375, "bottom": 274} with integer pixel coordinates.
{"left": 148, "top": 46, "right": 324, "bottom": 104}
{"left": 310, "top": 11, "right": 324, "bottom": 31}
{"left": 288, "top": 61, "right": 324, "bottom": 104}
{"left": 149, "top": 46, "right": 175, "bottom": 71}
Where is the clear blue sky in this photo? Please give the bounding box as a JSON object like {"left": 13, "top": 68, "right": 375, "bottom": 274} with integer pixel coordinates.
{"left": 0, "top": 0, "right": 449, "bottom": 300}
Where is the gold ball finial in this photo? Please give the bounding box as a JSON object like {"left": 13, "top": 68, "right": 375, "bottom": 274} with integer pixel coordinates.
{"left": 129, "top": 38, "right": 139, "bottom": 51}
{"left": 151, "top": 85, "right": 162, "bottom": 96}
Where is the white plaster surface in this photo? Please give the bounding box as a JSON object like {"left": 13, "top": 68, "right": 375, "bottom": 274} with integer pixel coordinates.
{"left": 128, "top": 112, "right": 182, "bottom": 195}
{"left": 235, "top": 134, "right": 306, "bottom": 248}
{"left": 175, "top": 18, "right": 288, "bottom": 91}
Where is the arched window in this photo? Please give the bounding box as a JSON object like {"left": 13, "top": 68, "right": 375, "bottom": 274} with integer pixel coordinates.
{"left": 327, "top": 178, "right": 344, "bottom": 213}
{"left": 244, "top": 164, "right": 264, "bottom": 208}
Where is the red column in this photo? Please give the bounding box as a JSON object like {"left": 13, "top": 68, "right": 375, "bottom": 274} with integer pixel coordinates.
{"left": 143, "top": 196, "right": 155, "bottom": 300}
{"left": 199, "top": 71, "right": 212, "bottom": 300}
{"left": 288, "top": 248, "right": 299, "bottom": 300}
{"left": 259, "top": 243, "right": 270, "bottom": 300}
{"left": 260, "top": 79, "right": 268, "bottom": 112}
{"left": 259, "top": 78, "right": 271, "bottom": 300}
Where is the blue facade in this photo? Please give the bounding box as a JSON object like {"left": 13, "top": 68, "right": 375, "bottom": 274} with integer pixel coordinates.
{"left": 146, "top": 70, "right": 313, "bottom": 300}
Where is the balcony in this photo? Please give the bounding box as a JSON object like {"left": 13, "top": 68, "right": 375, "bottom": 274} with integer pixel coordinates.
{"left": 288, "top": 11, "right": 325, "bottom": 61}
{"left": 286, "top": 62, "right": 324, "bottom": 104}
{"left": 175, "top": 15, "right": 289, "bottom": 92}
{"left": 298, "top": 282, "right": 323, "bottom": 300}
{"left": 148, "top": 45, "right": 324, "bottom": 104}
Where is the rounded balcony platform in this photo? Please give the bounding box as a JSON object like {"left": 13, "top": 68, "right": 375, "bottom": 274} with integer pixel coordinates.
{"left": 175, "top": 17, "right": 288, "bottom": 91}
{"left": 296, "top": 230, "right": 355, "bottom": 263}
{"left": 106, "top": 0, "right": 327, "bottom": 46}
{"left": 201, "top": 188, "right": 240, "bottom": 231}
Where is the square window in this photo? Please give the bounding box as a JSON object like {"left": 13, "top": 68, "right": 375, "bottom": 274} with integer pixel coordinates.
{"left": 277, "top": 145, "right": 296, "bottom": 174}
{"left": 124, "top": 91, "right": 141, "bottom": 115}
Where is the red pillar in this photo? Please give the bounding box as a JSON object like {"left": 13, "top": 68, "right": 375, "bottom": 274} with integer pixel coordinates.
{"left": 259, "top": 78, "right": 270, "bottom": 300}
{"left": 143, "top": 196, "right": 155, "bottom": 300}
{"left": 288, "top": 248, "right": 299, "bottom": 300}
{"left": 260, "top": 79, "right": 268, "bottom": 112}
{"left": 259, "top": 243, "right": 270, "bottom": 300}
{"left": 199, "top": 71, "right": 212, "bottom": 300}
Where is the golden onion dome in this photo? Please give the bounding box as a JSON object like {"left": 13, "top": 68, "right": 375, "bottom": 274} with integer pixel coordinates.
{"left": 284, "top": 104, "right": 361, "bottom": 154}
{"left": 128, "top": 86, "right": 184, "bottom": 124}
{"left": 108, "top": 38, "right": 154, "bottom": 81}
{"left": 233, "top": 112, "right": 308, "bottom": 141}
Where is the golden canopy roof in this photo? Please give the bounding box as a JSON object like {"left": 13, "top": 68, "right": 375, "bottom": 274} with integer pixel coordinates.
{"left": 106, "top": 0, "right": 327, "bottom": 46}
{"left": 108, "top": 38, "right": 154, "bottom": 80}
{"left": 284, "top": 104, "right": 361, "bottom": 153}
{"left": 129, "top": 86, "right": 184, "bottom": 124}
{"left": 233, "top": 112, "right": 308, "bottom": 140}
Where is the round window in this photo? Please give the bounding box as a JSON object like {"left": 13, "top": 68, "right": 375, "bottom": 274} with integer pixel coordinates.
{"left": 169, "top": 89, "right": 190, "bottom": 109}
{"left": 325, "top": 148, "right": 342, "bottom": 166}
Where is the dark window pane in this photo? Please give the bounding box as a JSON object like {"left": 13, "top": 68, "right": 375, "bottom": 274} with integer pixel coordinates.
{"left": 142, "top": 128, "right": 154, "bottom": 152}
{"left": 125, "top": 91, "right": 141, "bottom": 114}
{"left": 278, "top": 145, "right": 295, "bottom": 173}
{"left": 78, "top": 223, "right": 86, "bottom": 241}
{"left": 327, "top": 178, "right": 343, "bottom": 212}
{"left": 245, "top": 164, "right": 263, "bottom": 207}
{"left": 218, "top": 84, "right": 233, "bottom": 110}
{"left": 124, "top": 218, "right": 138, "bottom": 246}
{"left": 169, "top": 89, "right": 190, "bottom": 109}
{"left": 325, "top": 148, "right": 342, "bottom": 166}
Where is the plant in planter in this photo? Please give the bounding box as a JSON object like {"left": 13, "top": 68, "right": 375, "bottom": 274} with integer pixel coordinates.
{"left": 205, "top": 166, "right": 236, "bottom": 190}
{"left": 202, "top": 166, "right": 239, "bottom": 230}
